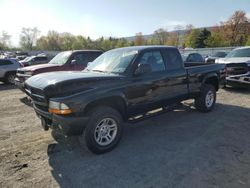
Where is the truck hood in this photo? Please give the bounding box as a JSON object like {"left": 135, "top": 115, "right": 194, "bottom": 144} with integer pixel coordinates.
{"left": 216, "top": 57, "right": 250, "bottom": 64}
{"left": 25, "top": 71, "right": 124, "bottom": 97}
{"left": 20, "top": 63, "right": 60, "bottom": 72}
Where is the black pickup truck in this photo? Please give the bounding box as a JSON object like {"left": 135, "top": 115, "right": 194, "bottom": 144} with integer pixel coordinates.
{"left": 25, "top": 46, "right": 226, "bottom": 154}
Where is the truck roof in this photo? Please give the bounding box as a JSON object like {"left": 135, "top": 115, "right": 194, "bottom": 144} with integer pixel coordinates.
{"left": 70, "top": 50, "right": 103, "bottom": 53}
{"left": 114, "top": 45, "right": 177, "bottom": 52}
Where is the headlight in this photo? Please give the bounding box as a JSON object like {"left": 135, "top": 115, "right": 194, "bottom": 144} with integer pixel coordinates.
{"left": 48, "top": 100, "right": 72, "bottom": 115}
{"left": 25, "top": 71, "right": 33, "bottom": 76}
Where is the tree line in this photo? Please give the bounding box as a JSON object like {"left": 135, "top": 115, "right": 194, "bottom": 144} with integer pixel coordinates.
{"left": 0, "top": 10, "right": 249, "bottom": 51}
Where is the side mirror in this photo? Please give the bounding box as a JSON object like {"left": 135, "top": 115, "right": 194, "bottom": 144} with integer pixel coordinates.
{"left": 87, "top": 62, "right": 92, "bottom": 67}
{"left": 134, "top": 63, "right": 151, "bottom": 76}
{"left": 71, "top": 59, "right": 77, "bottom": 64}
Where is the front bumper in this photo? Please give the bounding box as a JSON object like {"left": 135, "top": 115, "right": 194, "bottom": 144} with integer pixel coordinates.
{"left": 34, "top": 105, "right": 89, "bottom": 136}
{"left": 226, "top": 73, "right": 250, "bottom": 89}
{"left": 14, "top": 77, "right": 25, "bottom": 91}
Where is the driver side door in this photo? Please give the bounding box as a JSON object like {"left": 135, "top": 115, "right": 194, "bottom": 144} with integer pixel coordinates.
{"left": 125, "top": 50, "right": 168, "bottom": 115}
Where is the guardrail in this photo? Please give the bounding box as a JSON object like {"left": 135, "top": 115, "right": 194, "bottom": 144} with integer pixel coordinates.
{"left": 179, "top": 47, "right": 239, "bottom": 56}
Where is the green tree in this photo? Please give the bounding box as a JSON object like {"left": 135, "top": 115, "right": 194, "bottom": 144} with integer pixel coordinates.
{"left": 185, "top": 29, "right": 200, "bottom": 48}
{"left": 205, "top": 32, "right": 228, "bottom": 47}
{"left": 153, "top": 28, "right": 168, "bottom": 45}
{"left": 19, "top": 27, "right": 40, "bottom": 50}
{"left": 196, "top": 28, "right": 211, "bottom": 48}
{"left": 135, "top": 32, "right": 145, "bottom": 46}
{"left": 246, "top": 35, "right": 250, "bottom": 46}
{"left": 0, "top": 31, "right": 11, "bottom": 50}
{"left": 72, "top": 35, "right": 87, "bottom": 50}
{"left": 59, "top": 32, "right": 76, "bottom": 50}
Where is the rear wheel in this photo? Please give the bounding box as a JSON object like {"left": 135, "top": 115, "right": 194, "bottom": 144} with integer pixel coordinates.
{"left": 195, "top": 84, "right": 216, "bottom": 112}
{"left": 81, "top": 106, "right": 123, "bottom": 154}
{"left": 5, "top": 73, "right": 16, "bottom": 84}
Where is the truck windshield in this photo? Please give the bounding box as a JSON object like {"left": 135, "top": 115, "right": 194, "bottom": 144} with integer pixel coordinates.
{"left": 86, "top": 48, "right": 138, "bottom": 74}
{"left": 23, "top": 56, "right": 34, "bottom": 62}
{"left": 226, "top": 48, "right": 250, "bottom": 58}
{"left": 49, "top": 51, "right": 72, "bottom": 65}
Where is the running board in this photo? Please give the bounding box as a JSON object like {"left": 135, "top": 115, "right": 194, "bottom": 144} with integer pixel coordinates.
{"left": 128, "top": 103, "right": 182, "bottom": 123}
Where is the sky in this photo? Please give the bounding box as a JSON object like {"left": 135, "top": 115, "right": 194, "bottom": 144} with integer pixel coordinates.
{"left": 0, "top": 0, "right": 250, "bottom": 46}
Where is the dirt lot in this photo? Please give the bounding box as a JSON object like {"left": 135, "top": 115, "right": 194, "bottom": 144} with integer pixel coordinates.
{"left": 0, "top": 83, "right": 250, "bottom": 188}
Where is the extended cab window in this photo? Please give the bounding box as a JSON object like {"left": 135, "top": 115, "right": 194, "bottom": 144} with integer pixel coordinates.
{"left": 35, "top": 56, "right": 47, "bottom": 61}
{"left": 139, "top": 51, "right": 165, "bottom": 72}
{"left": 164, "top": 49, "right": 182, "bottom": 70}
{"left": 73, "top": 53, "right": 88, "bottom": 65}
{"left": 0, "top": 59, "right": 13, "bottom": 65}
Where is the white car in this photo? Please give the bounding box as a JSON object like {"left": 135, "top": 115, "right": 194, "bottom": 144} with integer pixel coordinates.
{"left": 216, "top": 46, "right": 250, "bottom": 75}
{"left": 0, "top": 59, "right": 22, "bottom": 84}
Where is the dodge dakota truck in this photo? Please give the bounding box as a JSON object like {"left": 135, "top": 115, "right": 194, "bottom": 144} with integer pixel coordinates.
{"left": 25, "top": 46, "right": 226, "bottom": 154}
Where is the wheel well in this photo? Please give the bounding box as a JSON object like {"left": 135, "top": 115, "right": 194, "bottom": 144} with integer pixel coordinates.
{"left": 4, "top": 71, "right": 16, "bottom": 78}
{"left": 204, "top": 77, "right": 218, "bottom": 91}
{"left": 84, "top": 97, "right": 128, "bottom": 120}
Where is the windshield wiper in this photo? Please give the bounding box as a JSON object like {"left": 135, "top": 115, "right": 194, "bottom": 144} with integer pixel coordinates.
{"left": 91, "top": 69, "right": 107, "bottom": 73}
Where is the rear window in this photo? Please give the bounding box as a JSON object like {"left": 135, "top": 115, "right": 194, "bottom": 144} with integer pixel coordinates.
{"left": 164, "top": 49, "right": 182, "bottom": 70}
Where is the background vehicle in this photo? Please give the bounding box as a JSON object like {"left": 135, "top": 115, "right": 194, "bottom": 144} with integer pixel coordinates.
{"left": 216, "top": 46, "right": 250, "bottom": 76}
{"left": 25, "top": 46, "right": 226, "bottom": 154}
{"left": 19, "top": 54, "right": 49, "bottom": 67}
{"left": 182, "top": 52, "right": 208, "bottom": 67}
{"left": 15, "top": 51, "right": 29, "bottom": 60}
{"left": 0, "top": 58, "right": 22, "bottom": 84}
{"left": 15, "top": 50, "right": 103, "bottom": 90}
{"left": 205, "top": 51, "right": 227, "bottom": 63}
{"left": 226, "top": 73, "right": 250, "bottom": 89}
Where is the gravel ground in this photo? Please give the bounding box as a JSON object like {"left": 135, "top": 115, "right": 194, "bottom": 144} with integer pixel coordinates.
{"left": 0, "top": 83, "right": 250, "bottom": 188}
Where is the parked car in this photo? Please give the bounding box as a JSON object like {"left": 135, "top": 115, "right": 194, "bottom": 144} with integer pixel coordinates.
{"left": 226, "top": 73, "right": 250, "bottom": 89}
{"left": 19, "top": 55, "right": 49, "bottom": 67}
{"left": 182, "top": 53, "right": 206, "bottom": 67}
{"left": 216, "top": 46, "right": 250, "bottom": 76}
{"left": 0, "top": 59, "right": 22, "bottom": 84}
{"left": 205, "top": 51, "right": 227, "bottom": 63}
{"left": 24, "top": 46, "right": 226, "bottom": 154}
{"left": 15, "top": 51, "right": 29, "bottom": 60}
{"left": 15, "top": 50, "right": 103, "bottom": 91}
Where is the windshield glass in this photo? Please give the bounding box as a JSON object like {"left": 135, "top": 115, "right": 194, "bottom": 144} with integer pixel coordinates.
{"left": 23, "top": 56, "right": 34, "bottom": 62}
{"left": 213, "top": 52, "right": 226, "bottom": 57}
{"left": 86, "top": 48, "right": 138, "bottom": 74}
{"left": 49, "top": 51, "right": 72, "bottom": 65}
{"left": 226, "top": 48, "right": 250, "bottom": 58}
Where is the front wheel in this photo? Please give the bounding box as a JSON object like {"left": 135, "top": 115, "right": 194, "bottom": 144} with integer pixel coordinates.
{"left": 5, "top": 73, "right": 16, "bottom": 84}
{"left": 81, "top": 106, "right": 123, "bottom": 154}
{"left": 195, "top": 84, "right": 216, "bottom": 112}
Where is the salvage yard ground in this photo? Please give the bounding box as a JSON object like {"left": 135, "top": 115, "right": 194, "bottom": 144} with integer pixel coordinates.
{"left": 0, "top": 83, "right": 250, "bottom": 188}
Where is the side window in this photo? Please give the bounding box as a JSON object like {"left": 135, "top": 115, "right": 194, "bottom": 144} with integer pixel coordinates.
{"left": 73, "top": 53, "right": 88, "bottom": 65}
{"left": 139, "top": 51, "right": 165, "bottom": 73}
{"left": 186, "top": 54, "right": 195, "bottom": 62}
{"left": 36, "top": 56, "right": 47, "bottom": 61}
{"left": 165, "top": 49, "right": 182, "bottom": 70}
{"left": 0, "top": 59, "right": 13, "bottom": 66}
{"left": 88, "top": 52, "right": 102, "bottom": 62}
{"left": 194, "top": 54, "right": 203, "bottom": 62}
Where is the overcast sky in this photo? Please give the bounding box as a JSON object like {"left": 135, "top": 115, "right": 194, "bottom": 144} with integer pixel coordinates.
{"left": 0, "top": 0, "right": 250, "bottom": 46}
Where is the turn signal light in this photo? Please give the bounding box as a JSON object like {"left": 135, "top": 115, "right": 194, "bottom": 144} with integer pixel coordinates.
{"left": 48, "top": 108, "right": 72, "bottom": 115}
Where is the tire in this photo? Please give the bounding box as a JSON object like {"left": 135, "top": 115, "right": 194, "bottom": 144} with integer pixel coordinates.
{"left": 5, "top": 72, "right": 16, "bottom": 84}
{"left": 82, "top": 106, "right": 123, "bottom": 154}
{"left": 194, "top": 84, "right": 216, "bottom": 112}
